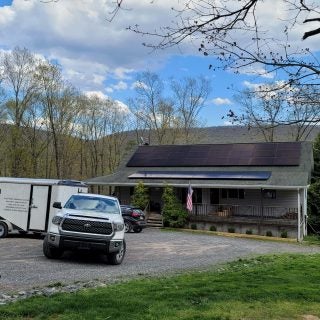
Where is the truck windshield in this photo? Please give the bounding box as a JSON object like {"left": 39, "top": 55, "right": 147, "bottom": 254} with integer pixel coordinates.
{"left": 64, "top": 195, "right": 119, "bottom": 214}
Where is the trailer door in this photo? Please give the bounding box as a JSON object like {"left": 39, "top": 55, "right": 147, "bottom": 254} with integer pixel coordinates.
{"left": 28, "top": 185, "right": 50, "bottom": 231}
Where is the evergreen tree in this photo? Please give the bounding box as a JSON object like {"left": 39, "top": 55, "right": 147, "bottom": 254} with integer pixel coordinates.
{"left": 308, "top": 133, "right": 320, "bottom": 234}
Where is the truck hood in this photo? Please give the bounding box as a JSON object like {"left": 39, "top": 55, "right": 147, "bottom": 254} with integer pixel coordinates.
{"left": 60, "top": 209, "right": 123, "bottom": 223}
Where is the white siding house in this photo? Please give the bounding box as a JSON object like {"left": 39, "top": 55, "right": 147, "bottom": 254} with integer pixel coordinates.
{"left": 87, "top": 141, "right": 313, "bottom": 240}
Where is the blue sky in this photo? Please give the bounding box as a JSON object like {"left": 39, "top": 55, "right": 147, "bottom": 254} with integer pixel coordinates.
{"left": 0, "top": 0, "right": 11, "bottom": 5}
{"left": 0, "top": 0, "right": 319, "bottom": 126}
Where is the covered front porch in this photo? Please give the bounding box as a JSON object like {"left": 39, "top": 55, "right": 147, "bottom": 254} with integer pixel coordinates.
{"left": 115, "top": 185, "right": 307, "bottom": 240}
{"left": 190, "top": 203, "right": 302, "bottom": 239}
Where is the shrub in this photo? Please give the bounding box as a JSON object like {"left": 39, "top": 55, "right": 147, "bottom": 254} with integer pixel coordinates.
{"left": 131, "top": 181, "right": 149, "bottom": 210}
{"left": 190, "top": 223, "right": 197, "bottom": 230}
{"left": 266, "top": 231, "right": 273, "bottom": 237}
{"left": 162, "top": 185, "right": 188, "bottom": 228}
{"left": 280, "top": 230, "right": 288, "bottom": 238}
{"left": 228, "top": 227, "right": 235, "bottom": 233}
{"left": 209, "top": 225, "right": 217, "bottom": 232}
{"left": 245, "top": 229, "right": 253, "bottom": 235}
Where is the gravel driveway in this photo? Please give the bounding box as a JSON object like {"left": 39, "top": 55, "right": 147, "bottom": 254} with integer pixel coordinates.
{"left": 1, "top": 228, "right": 320, "bottom": 295}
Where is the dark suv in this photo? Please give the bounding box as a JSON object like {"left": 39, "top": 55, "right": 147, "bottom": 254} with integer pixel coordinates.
{"left": 120, "top": 205, "right": 147, "bottom": 233}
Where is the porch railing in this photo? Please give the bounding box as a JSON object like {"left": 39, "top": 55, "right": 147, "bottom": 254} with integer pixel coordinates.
{"left": 191, "top": 203, "right": 298, "bottom": 220}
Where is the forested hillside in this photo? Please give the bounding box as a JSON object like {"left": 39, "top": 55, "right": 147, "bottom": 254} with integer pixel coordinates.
{"left": 1, "top": 47, "right": 318, "bottom": 181}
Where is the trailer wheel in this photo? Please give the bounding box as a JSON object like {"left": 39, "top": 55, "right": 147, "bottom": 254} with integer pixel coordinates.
{"left": 0, "top": 221, "right": 8, "bottom": 238}
{"left": 107, "top": 240, "right": 126, "bottom": 265}
{"left": 43, "top": 235, "right": 64, "bottom": 259}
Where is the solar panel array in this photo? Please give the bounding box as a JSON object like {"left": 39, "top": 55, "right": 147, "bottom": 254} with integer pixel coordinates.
{"left": 128, "top": 171, "right": 271, "bottom": 180}
{"left": 126, "top": 142, "right": 301, "bottom": 167}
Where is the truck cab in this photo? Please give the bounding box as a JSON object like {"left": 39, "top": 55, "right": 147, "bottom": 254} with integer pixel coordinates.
{"left": 43, "top": 193, "right": 126, "bottom": 265}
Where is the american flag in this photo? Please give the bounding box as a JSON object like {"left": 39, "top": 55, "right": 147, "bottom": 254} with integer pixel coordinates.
{"left": 186, "top": 184, "right": 193, "bottom": 212}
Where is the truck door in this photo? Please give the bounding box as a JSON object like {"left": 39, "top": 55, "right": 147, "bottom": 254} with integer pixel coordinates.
{"left": 28, "top": 185, "right": 50, "bottom": 232}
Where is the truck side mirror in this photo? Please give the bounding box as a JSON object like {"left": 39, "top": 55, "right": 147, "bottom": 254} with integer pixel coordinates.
{"left": 53, "top": 202, "right": 62, "bottom": 209}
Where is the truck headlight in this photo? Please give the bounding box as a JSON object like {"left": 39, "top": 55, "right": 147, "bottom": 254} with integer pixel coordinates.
{"left": 52, "top": 215, "right": 63, "bottom": 225}
{"left": 113, "top": 222, "right": 124, "bottom": 232}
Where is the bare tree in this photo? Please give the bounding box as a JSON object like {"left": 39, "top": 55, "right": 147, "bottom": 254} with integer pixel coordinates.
{"left": 35, "top": 62, "right": 82, "bottom": 178}
{"left": 1, "top": 47, "right": 39, "bottom": 176}
{"left": 79, "top": 95, "right": 108, "bottom": 178}
{"left": 129, "top": 72, "right": 212, "bottom": 144}
{"left": 79, "top": 95, "right": 131, "bottom": 178}
{"left": 287, "top": 85, "right": 320, "bottom": 140}
{"left": 128, "top": 1, "right": 320, "bottom": 90}
{"left": 234, "top": 87, "right": 284, "bottom": 142}
{"left": 171, "top": 76, "right": 210, "bottom": 143}
{"left": 102, "top": 101, "right": 131, "bottom": 173}
{"left": 233, "top": 84, "right": 320, "bottom": 141}
{"left": 22, "top": 97, "right": 50, "bottom": 176}
{"left": 129, "top": 72, "right": 178, "bottom": 145}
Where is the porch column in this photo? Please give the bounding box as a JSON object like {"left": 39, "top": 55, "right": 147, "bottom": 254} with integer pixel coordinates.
{"left": 297, "top": 188, "right": 302, "bottom": 242}
{"left": 304, "top": 188, "right": 308, "bottom": 236}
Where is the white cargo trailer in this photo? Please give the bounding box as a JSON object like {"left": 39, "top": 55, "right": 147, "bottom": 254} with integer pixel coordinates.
{"left": 0, "top": 178, "right": 88, "bottom": 238}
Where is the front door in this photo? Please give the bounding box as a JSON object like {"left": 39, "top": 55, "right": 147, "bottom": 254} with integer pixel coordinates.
{"left": 28, "top": 185, "right": 50, "bottom": 231}
{"left": 210, "top": 189, "right": 220, "bottom": 205}
{"left": 149, "top": 187, "right": 163, "bottom": 213}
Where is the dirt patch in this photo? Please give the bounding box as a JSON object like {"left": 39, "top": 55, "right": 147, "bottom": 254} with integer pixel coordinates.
{"left": 302, "top": 315, "right": 320, "bottom": 320}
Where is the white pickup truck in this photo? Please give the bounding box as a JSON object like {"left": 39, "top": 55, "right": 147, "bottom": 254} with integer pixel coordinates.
{"left": 43, "top": 193, "right": 126, "bottom": 265}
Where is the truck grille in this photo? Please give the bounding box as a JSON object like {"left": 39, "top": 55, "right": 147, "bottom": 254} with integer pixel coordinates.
{"left": 61, "top": 218, "right": 113, "bottom": 235}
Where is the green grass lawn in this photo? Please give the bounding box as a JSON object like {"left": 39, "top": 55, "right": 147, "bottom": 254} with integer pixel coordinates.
{"left": 2, "top": 254, "right": 320, "bottom": 320}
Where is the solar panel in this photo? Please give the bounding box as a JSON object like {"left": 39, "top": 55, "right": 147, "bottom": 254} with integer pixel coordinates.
{"left": 126, "top": 142, "right": 301, "bottom": 167}
{"left": 128, "top": 171, "right": 271, "bottom": 180}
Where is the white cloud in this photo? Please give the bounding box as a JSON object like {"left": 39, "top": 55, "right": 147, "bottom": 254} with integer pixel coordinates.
{"left": 0, "top": 6, "right": 15, "bottom": 24}
{"left": 105, "top": 87, "right": 114, "bottom": 93}
{"left": 0, "top": 0, "right": 318, "bottom": 121}
{"left": 0, "top": 0, "right": 182, "bottom": 92}
{"left": 113, "top": 67, "right": 134, "bottom": 80}
{"left": 130, "top": 81, "right": 148, "bottom": 90}
{"left": 236, "top": 66, "right": 275, "bottom": 79}
{"left": 113, "top": 81, "right": 128, "bottom": 90}
{"left": 242, "top": 81, "right": 262, "bottom": 90}
{"left": 243, "top": 80, "right": 288, "bottom": 92}
{"left": 84, "top": 91, "right": 109, "bottom": 100}
{"left": 106, "top": 80, "right": 128, "bottom": 93}
{"left": 115, "top": 100, "right": 130, "bottom": 114}
{"left": 212, "top": 97, "right": 232, "bottom": 106}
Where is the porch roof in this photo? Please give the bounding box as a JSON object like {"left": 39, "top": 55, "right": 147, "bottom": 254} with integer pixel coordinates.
{"left": 86, "top": 141, "right": 313, "bottom": 189}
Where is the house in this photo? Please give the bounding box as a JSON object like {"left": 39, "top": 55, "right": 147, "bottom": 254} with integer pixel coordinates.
{"left": 86, "top": 141, "right": 313, "bottom": 240}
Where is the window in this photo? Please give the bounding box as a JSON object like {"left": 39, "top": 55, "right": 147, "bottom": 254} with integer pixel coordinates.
{"left": 221, "top": 189, "right": 245, "bottom": 199}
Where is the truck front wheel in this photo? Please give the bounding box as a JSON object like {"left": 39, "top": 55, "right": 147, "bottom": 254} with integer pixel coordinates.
{"left": 0, "top": 221, "right": 8, "bottom": 238}
{"left": 124, "top": 221, "right": 132, "bottom": 233}
{"left": 107, "top": 240, "right": 126, "bottom": 265}
{"left": 43, "top": 235, "right": 64, "bottom": 259}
